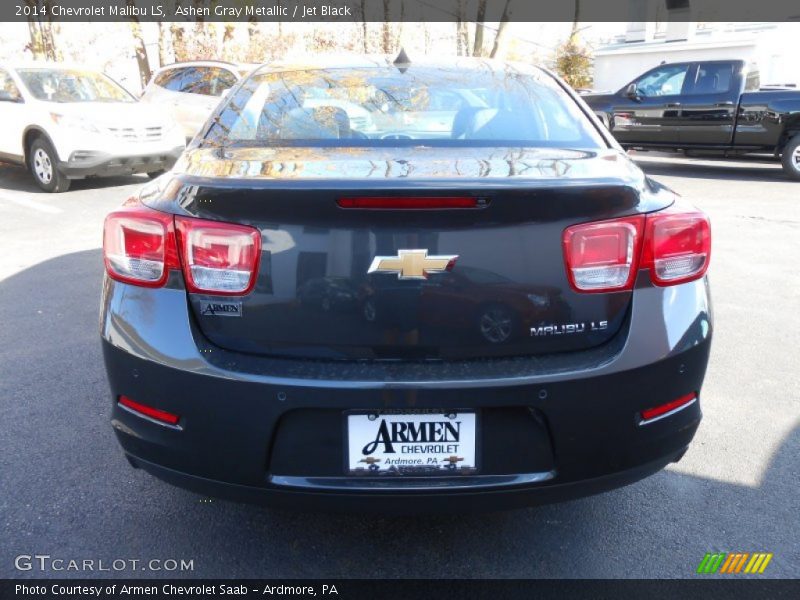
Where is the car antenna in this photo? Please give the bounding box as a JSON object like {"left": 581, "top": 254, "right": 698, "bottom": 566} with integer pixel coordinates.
{"left": 393, "top": 48, "right": 411, "bottom": 74}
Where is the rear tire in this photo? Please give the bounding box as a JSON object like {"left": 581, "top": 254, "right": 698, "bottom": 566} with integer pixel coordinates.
{"left": 780, "top": 134, "right": 800, "bottom": 181}
{"left": 29, "top": 137, "right": 70, "bottom": 193}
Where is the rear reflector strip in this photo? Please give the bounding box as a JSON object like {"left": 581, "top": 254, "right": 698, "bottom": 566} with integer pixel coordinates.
{"left": 337, "top": 196, "right": 484, "bottom": 209}
{"left": 118, "top": 395, "right": 180, "bottom": 426}
{"left": 640, "top": 392, "right": 697, "bottom": 424}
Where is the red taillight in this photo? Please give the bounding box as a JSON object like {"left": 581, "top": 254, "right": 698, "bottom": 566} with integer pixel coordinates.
{"left": 104, "top": 201, "right": 261, "bottom": 296}
{"left": 563, "top": 203, "right": 711, "bottom": 293}
{"left": 118, "top": 395, "right": 180, "bottom": 426}
{"left": 103, "top": 204, "right": 179, "bottom": 287}
{"left": 640, "top": 392, "right": 697, "bottom": 423}
{"left": 562, "top": 216, "right": 644, "bottom": 293}
{"left": 175, "top": 217, "right": 261, "bottom": 295}
{"left": 337, "top": 196, "right": 483, "bottom": 209}
{"left": 641, "top": 210, "right": 711, "bottom": 286}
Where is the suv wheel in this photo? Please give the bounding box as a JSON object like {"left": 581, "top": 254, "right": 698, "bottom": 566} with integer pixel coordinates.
{"left": 781, "top": 134, "right": 800, "bottom": 181}
{"left": 29, "top": 138, "right": 70, "bottom": 193}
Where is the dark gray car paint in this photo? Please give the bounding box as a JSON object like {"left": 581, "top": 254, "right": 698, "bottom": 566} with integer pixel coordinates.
{"left": 100, "top": 271, "right": 711, "bottom": 388}
{"left": 139, "top": 147, "right": 675, "bottom": 360}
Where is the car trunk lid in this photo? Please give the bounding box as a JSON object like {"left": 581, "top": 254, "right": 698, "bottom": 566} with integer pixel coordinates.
{"left": 154, "top": 146, "right": 669, "bottom": 360}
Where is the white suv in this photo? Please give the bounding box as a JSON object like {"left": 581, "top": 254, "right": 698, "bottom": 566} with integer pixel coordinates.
{"left": 140, "top": 61, "right": 254, "bottom": 141}
{"left": 0, "top": 62, "right": 185, "bottom": 192}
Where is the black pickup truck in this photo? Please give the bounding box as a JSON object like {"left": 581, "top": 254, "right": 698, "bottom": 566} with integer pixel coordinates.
{"left": 583, "top": 60, "right": 800, "bottom": 180}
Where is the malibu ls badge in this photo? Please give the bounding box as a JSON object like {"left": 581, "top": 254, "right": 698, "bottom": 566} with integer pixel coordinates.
{"left": 531, "top": 321, "right": 608, "bottom": 336}
{"left": 368, "top": 249, "right": 458, "bottom": 280}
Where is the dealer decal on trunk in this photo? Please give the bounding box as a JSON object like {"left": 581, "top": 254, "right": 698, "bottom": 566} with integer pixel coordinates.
{"left": 199, "top": 301, "right": 242, "bottom": 317}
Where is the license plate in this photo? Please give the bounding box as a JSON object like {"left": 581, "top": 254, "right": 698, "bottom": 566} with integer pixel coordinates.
{"left": 346, "top": 410, "right": 477, "bottom": 475}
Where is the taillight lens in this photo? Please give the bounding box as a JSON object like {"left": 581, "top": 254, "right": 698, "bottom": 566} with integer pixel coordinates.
{"left": 103, "top": 205, "right": 179, "bottom": 287}
{"left": 641, "top": 211, "right": 711, "bottom": 285}
{"left": 175, "top": 217, "right": 261, "bottom": 295}
{"left": 563, "top": 204, "right": 710, "bottom": 293}
{"left": 104, "top": 201, "right": 261, "bottom": 296}
{"left": 562, "top": 216, "right": 644, "bottom": 292}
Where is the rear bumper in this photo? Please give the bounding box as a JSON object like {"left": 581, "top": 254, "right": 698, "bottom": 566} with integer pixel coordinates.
{"left": 59, "top": 147, "right": 183, "bottom": 178}
{"left": 125, "top": 450, "right": 686, "bottom": 514}
{"left": 100, "top": 272, "right": 712, "bottom": 512}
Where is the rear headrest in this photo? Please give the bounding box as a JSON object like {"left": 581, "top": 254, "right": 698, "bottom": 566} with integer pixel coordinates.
{"left": 461, "top": 108, "right": 540, "bottom": 140}
{"left": 694, "top": 74, "right": 718, "bottom": 94}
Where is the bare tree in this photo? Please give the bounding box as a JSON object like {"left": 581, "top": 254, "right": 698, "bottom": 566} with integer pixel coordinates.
{"left": 360, "top": 0, "right": 369, "bottom": 53}
{"left": 456, "top": 0, "right": 470, "bottom": 56}
{"left": 489, "top": 0, "right": 512, "bottom": 59}
{"left": 570, "top": 0, "right": 582, "bottom": 42}
{"left": 381, "top": 0, "right": 392, "bottom": 53}
{"left": 473, "top": 0, "right": 488, "bottom": 57}
{"left": 246, "top": 16, "right": 263, "bottom": 62}
{"left": 193, "top": 0, "right": 218, "bottom": 59}
{"left": 170, "top": 0, "right": 187, "bottom": 61}
{"left": 395, "top": 0, "right": 405, "bottom": 51}
{"left": 24, "top": 0, "right": 59, "bottom": 61}
{"left": 127, "top": 0, "right": 151, "bottom": 89}
{"left": 157, "top": 22, "right": 171, "bottom": 67}
{"left": 221, "top": 24, "right": 236, "bottom": 61}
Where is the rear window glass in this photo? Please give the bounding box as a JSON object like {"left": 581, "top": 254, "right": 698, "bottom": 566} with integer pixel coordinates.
{"left": 154, "top": 69, "right": 183, "bottom": 91}
{"left": 202, "top": 66, "right": 606, "bottom": 148}
{"left": 690, "top": 63, "right": 735, "bottom": 95}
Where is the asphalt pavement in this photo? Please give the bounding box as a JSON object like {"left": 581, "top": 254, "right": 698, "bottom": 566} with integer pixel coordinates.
{"left": 0, "top": 155, "right": 798, "bottom": 579}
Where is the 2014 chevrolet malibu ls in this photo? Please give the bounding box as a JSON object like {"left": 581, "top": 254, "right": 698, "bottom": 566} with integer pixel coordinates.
{"left": 100, "top": 57, "right": 712, "bottom": 512}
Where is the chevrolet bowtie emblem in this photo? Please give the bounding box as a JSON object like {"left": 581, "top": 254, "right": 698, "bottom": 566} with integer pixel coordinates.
{"left": 367, "top": 249, "right": 458, "bottom": 280}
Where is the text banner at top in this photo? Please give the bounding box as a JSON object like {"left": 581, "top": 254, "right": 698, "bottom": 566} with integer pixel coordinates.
{"left": 4, "top": 0, "right": 800, "bottom": 23}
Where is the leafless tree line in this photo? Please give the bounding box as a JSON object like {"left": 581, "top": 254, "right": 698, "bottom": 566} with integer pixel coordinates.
{"left": 21, "top": 0, "right": 585, "bottom": 91}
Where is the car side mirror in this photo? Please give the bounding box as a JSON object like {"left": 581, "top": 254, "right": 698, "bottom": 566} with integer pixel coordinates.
{"left": 624, "top": 83, "right": 641, "bottom": 100}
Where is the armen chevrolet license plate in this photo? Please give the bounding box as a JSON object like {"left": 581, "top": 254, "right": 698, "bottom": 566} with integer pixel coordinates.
{"left": 346, "top": 410, "right": 477, "bottom": 475}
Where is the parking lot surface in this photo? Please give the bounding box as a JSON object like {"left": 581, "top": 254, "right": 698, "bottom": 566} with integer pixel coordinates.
{"left": 0, "top": 154, "right": 798, "bottom": 578}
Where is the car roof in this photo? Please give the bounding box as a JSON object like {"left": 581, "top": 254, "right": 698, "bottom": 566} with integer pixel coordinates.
{"left": 154, "top": 60, "right": 242, "bottom": 73}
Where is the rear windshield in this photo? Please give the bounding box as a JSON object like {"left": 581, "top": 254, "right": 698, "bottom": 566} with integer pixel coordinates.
{"left": 202, "top": 65, "right": 606, "bottom": 148}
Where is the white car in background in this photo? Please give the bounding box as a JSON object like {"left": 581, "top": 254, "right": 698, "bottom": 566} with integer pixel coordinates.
{"left": 140, "top": 61, "right": 255, "bottom": 141}
{"left": 0, "top": 62, "right": 185, "bottom": 192}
